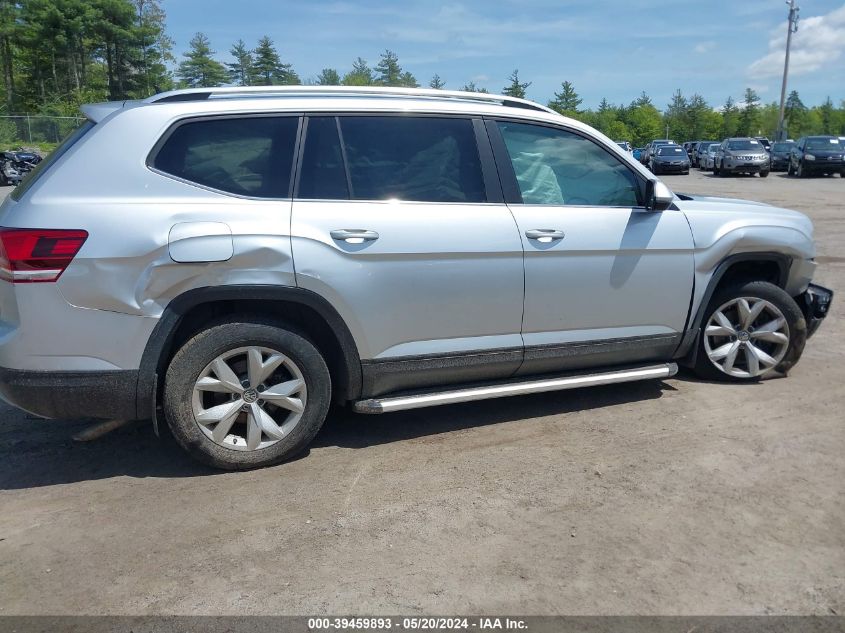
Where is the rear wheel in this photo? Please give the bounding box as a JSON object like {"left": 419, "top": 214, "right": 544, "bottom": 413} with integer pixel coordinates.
{"left": 694, "top": 281, "right": 806, "bottom": 382}
{"left": 164, "top": 320, "right": 331, "bottom": 470}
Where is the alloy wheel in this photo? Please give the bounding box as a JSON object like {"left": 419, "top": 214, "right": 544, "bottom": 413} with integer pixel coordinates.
{"left": 191, "top": 346, "right": 307, "bottom": 451}
{"left": 703, "top": 297, "right": 790, "bottom": 378}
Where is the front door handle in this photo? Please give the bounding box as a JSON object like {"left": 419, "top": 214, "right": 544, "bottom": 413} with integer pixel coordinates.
{"left": 330, "top": 229, "right": 380, "bottom": 244}
{"left": 525, "top": 229, "right": 565, "bottom": 243}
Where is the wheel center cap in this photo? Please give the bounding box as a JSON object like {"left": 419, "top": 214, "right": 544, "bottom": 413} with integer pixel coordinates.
{"left": 243, "top": 388, "right": 258, "bottom": 404}
{"left": 737, "top": 331, "right": 750, "bottom": 342}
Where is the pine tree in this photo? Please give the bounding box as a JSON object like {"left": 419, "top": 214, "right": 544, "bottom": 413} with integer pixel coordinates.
{"left": 341, "top": 57, "right": 373, "bottom": 86}
{"left": 398, "top": 71, "right": 418, "bottom": 88}
{"left": 548, "top": 81, "right": 581, "bottom": 114}
{"left": 429, "top": 74, "right": 445, "bottom": 89}
{"left": 502, "top": 69, "right": 530, "bottom": 99}
{"left": 227, "top": 39, "right": 252, "bottom": 86}
{"left": 461, "top": 81, "right": 488, "bottom": 93}
{"left": 316, "top": 68, "right": 340, "bottom": 85}
{"left": 250, "top": 36, "right": 298, "bottom": 85}
{"left": 375, "top": 50, "right": 402, "bottom": 86}
{"left": 721, "top": 96, "right": 739, "bottom": 138}
{"left": 178, "top": 32, "right": 228, "bottom": 88}
{"left": 736, "top": 88, "right": 761, "bottom": 136}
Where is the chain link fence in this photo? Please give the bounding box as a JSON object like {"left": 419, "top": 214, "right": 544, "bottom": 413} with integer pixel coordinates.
{"left": 0, "top": 115, "right": 85, "bottom": 149}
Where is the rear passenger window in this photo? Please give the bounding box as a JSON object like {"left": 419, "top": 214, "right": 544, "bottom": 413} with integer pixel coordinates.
{"left": 152, "top": 116, "right": 298, "bottom": 198}
{"left": 298, "top": 116, "right": 349, "bottom": 200}
{"left": 338, "top": 116, "right": 486, "bottom": 203}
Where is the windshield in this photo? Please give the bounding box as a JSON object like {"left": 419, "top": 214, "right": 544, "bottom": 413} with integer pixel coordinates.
{"left": 772, "top": 142, "right": 793, "bottom": 152}
{"left": 806, "top": 138, "right": 843, "bottom": 151}
{"left": 727, "top": 139, "right": 761, "bottom": 151}
{"left": 708, "top": 144, "right": 720, "bottom": 152}
{"left": 657, "top": 146, "right": 685, "bottom": 156}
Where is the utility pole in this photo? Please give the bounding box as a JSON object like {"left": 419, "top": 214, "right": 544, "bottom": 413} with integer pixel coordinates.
{"left": 776, "top": 0, "right": 800, "bottom": 141}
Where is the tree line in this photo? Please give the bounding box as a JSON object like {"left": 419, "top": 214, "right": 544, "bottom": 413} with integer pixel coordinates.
{"left": 0, "top": 0, "right": 843, "bottom": 147}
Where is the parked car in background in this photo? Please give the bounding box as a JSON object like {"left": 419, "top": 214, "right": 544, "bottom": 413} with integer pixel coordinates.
{"left": 692, "top": 140, "right": 717, "bottom": 168}
{"left": 682, "top": 141, "right": 696, "bottom": 160}
{"left": 632, "top": 147, "right": 644, "bottom": 161}
{"left": 788, "top": 136, "right": 845, "bottom": 178}
{"left": 650, "top": 144, "right": 690, "bottom": 175}
{"left": 714, "top": 137, "right": 770, "bottom": 177}
{"left": 769, "top": 141, "right": 795, "bottom": 171}
{"left": 616, "top": 141, "right": 632, "bottom": 152}
{"left": 0, "top": 86, "right": 832, "bottom": 470}
{"left": 755, "top": 137, "right": 772, "bottom": 152}
{"left": 644, "top": 140, "right": 676, "bottom": 168}
{"left": 700, "top": 143, "right": 721, "bottom": 171}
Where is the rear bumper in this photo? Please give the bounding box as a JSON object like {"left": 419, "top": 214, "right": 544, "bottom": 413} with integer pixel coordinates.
{"left": 0, "top": 367, "right": 139, "bottom": 420}
{"left": 798, "top": 283, "right": 834, "bottom": 339}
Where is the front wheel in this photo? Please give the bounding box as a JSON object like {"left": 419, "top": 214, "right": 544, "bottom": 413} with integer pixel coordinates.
{"left": 694, "top": 281, "right": 806, "bottom": 382}
{"left": 797, "top": 162, "right": 807, "bottom": 178}
{"left": 759, "top": 170, "right": 769, "bottom": 178}
{"left": 164, "top": 320, "right": 331, "bottom": 470}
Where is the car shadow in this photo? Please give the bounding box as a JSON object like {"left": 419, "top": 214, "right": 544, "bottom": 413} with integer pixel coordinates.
{"left": 0, "top": 378, "right": 676, "bottom": 490}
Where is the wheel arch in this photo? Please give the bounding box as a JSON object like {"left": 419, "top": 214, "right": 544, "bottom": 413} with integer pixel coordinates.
{"left": 675, "top": 252, "right": 791, "bottom": 363}
{"left": 136, "top": 285, "right": 363, "bottom": 420}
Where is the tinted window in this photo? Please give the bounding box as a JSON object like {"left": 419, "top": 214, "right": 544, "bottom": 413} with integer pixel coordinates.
{"left": 658, "top": 146, "right": 686, "bottom": 155}
{"left": 298, "top": 116, "right": 349, "bottom": 200}
{"left": 153, "top": 116, "right": 298, "bottom": 197}
{"left": 806, "top": 138, "right": 843, "bottom": 150}
{"left": 338, "top": 116, "right": 485, "bottom": 203}
{"left": 497, "top": 121, "right": 641, "bottom": 207}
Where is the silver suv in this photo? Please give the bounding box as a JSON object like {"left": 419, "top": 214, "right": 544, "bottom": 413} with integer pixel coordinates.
{"left": 0, "top": 87, "right": 833, "bottom": 469}
{"left": 714, "top": 137, "right": 771, "bottom": 177}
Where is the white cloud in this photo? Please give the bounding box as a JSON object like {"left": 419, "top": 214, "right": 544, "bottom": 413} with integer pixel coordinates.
{"left": 748, "top": 4, "right": 845, "bottom": 79}
{"left": 694, "top": 41, "right": 715, "bottom": 54}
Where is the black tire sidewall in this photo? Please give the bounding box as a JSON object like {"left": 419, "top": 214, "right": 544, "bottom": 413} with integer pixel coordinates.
{"left": 164, "top": 321, "right": 331, "bottom": 470}
{"left": 694, "top": 281, "right": 807, "bottom": 382}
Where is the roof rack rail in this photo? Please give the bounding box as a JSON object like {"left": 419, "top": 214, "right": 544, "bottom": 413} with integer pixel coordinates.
{"left": 147, "top": 85, "right": 557, "bottom": 115}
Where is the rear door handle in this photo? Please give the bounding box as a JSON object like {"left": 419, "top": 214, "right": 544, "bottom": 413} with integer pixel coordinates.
{"left": 525, "top": 229, "right": 565, "bottom": 242}
{"left": 330, "top": 229, "right": 380, "bottom": 244}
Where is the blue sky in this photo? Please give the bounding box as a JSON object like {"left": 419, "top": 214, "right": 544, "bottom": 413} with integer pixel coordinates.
{"left": 165, "top": 0, "right": 845, "bottom": 110}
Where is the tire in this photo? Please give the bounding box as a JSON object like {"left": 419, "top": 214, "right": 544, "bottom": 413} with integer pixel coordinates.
{"left": 718, "top": 161, "right": 728, "bottom": 177}
{"left": 797, "top": 161, "right": 807, "bottom": 178}
{"left": 787, "top": 162, "right": 795, "bottom": 176}
{"left": 164, "top": 319, "right": 331, "bottom": 470}
{"left": 713, "top": 162, "right": 719, "bottom": 176}
{"left": 759, "top": 170, "right": 769, "bottom": 178}
{"left": 693, "top": 281, "right": 806, "bottom": 382}
{"left": 841, "top": 169, "right": 845, "bottom": 178}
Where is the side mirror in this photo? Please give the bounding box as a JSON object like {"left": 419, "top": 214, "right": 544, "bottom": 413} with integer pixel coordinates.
{"left": 645, "top": 179, "right": 674, "bottom": 212}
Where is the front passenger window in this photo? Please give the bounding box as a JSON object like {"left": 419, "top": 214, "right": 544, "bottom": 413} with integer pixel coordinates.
{"left": 496, "top": 122, "right": 641, "bottom": 207}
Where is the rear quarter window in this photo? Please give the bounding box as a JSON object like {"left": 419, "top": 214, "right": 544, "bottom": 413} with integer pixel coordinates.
{"left": 151, "top": 116, "right": 299, "bottom": 198}
{"left": 11, "top": 121, "right": 95, "bottom": 201}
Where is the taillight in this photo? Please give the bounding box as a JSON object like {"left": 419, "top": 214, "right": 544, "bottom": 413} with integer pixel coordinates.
{"left": 0, "top": 228, "right": 88, "bottom": 283}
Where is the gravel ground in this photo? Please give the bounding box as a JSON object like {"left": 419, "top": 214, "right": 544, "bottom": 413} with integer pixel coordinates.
{"left": 0, "top": 170, "right": 843, "bottom": 615}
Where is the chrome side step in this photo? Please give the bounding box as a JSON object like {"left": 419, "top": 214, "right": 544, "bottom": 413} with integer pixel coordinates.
{"left": 353, "top": 362, "right": 678, "bottom": 414}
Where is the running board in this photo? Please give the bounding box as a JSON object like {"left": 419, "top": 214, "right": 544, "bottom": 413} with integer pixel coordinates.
{"left": 353, "top": 362, "right": 678, "bottom": 414}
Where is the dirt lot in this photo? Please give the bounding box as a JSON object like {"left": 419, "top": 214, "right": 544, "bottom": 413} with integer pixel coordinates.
{"left": 0, "top": 170, "right": 843, "bottom": 616}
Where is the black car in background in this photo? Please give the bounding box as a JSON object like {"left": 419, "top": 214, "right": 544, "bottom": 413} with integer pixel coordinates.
{"left": 650, "top": 144, "right": 690, "bottom": 175}
{"left": 789, "top": 136, "right": 845, "bottom": 177}
{"left": 643, "top": 139, "right": 676, "bottom": 166}
{"left": 769, "top": 141, "right": 795, "bottom": 171}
